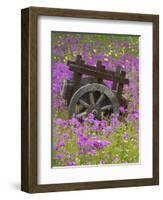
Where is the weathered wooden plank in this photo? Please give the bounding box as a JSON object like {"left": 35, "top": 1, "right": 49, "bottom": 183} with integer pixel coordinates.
{"left": 117, "top": 70, "right": 126, "bottom": 99}
{"left": 73, "top": 72, "right": 81, "bottom": 90}
{"left": 96, "top": 60, "right": 104, "bottom": 83}
{"left": 68, "top": 60, "right": 115, "bottom": 76}
{"left": 69, "top": 63, "right": 129, "bottom": 84}
{"left": 112, "top": 66, "right": 122, "bottom": 90}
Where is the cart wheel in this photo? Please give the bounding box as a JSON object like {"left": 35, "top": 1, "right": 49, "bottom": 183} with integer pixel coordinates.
{"left": 68, "top": 83, "right": 119, "bottom": 119}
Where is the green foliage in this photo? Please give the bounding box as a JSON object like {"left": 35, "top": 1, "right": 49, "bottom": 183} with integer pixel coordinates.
{"left": 52, "top": 109, "right": 139, "bottom": 166}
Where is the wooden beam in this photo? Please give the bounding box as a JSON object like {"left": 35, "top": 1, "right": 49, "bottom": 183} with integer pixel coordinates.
{"left": 69, "top": 63, "right": 129, "bottom": 84}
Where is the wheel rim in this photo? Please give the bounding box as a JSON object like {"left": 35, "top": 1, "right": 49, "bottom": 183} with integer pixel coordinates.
{"left": 68, "top": 83, "right": 120, "bottom": 119}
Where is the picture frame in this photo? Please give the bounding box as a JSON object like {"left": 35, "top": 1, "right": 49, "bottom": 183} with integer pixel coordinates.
{"left": 21, "top": 6, "right": 159, "bottom": 193}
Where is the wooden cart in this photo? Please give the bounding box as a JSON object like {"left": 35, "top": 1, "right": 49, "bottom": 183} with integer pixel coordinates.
{"left": 61, "top": 55, "right": 129, "bottom": 119}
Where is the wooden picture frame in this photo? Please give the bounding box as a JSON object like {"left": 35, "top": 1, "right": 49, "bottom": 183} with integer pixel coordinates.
{"left": 21, "top": 7, "right": 159, "bottom": 193}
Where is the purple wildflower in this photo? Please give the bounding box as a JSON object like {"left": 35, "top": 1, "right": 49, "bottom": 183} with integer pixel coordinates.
{"left": 119, "top": 106, "right": 125, "bottom": 113}
{"left": 105, "top": 80, "right": 113, "bottom": 89}
{"left": 87, "top": 150, "right": 97, "bottom": 156}
{"left": 110, "top": 113, "right": 120, "bottom": 127}
{"left": 85, "top": 113, "right": 94, "bottom": 123}
{"left": 100, "top": 120, "right": 107, "bottom": 129}
{"left": 102, "top": 126, "right": 112, "bottom": 135}
{"left": 123, "top": 132, "right": 129, "bottom": 140}
{"left": 54, "top": 141, "right": 65, "bottom": 150}
{"left": 54, "top": 118, "right": 68, "bottom": 128}
{"left": 68, "top": 161, "right": 76, "bottom": 166}
{"left": 55, "top": 154, "right": 64, "bottom": 160}
{"left": 69, "top": 117, "right": 81, "bottom": 128}
{"left": 93, "top": 140, "right": 110, "bottom": 149}
{"left": 92, "top": 120, "right": 100, "bottom": 132}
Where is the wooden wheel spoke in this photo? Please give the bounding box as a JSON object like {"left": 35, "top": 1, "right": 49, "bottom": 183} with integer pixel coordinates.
{"left": 75, "top": 104, "right": 84, "bottom": 113}
{"left": 96, "top": 94, "right": 105, "bottom": 105}
{"left": 79, "top": 104, "right": 84, "bottom": 112}
{"left": 76, "top": 111, "right": 87, "bottom": 118}
{"left": 89, "top": 92, "right": 95, "bottom": 105}
{"left": 101, "top": 105, "right": 112, "bottom": 111}
{"left": 79, "top": 99, "right": 90, "bottom": 108}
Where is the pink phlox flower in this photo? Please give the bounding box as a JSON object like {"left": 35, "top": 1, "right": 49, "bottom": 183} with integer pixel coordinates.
{"left": 92, "top": 120, "right": 100, "bottom": 131}
{"left": 55, "top": 154, "right": 64, "bottom": 160}
{"left": 69, "top": 117, "right": 81, "bottom": 128}
{"left": 123, "top": 132, "right": 129, "bottom": 140}
{"left": 119, "top": 106, "right": 125, "bottom": 113}
{"left": 54, "top": 118, "right": 68, "bottom": 128}
{"left": 85, "top": 113, "right": 94, "bottom": 123}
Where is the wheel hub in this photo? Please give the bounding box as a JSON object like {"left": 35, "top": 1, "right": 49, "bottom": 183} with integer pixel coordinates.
{"left": 92, "top": 109, "right": 98, "bottom": 116}
{"left": 87, "top": 104, "right": 101, "bottom": 118}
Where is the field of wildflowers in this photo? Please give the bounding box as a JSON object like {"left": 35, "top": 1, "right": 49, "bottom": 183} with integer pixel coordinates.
{"left": 52, "top": 32, "right": 139, "bottom": 167}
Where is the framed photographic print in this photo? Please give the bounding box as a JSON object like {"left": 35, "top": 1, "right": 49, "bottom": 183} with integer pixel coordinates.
{"left": 21, "top": 7, "right": 159, "bottom": 193}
